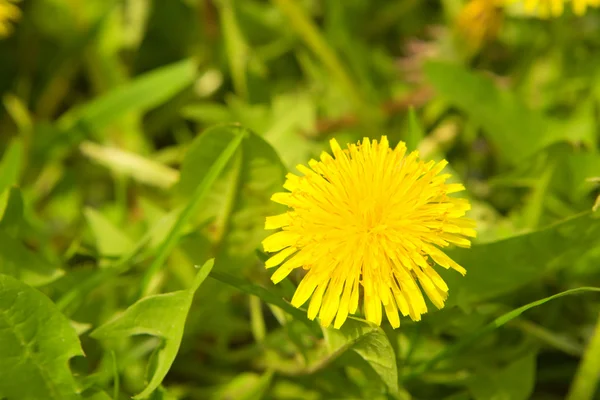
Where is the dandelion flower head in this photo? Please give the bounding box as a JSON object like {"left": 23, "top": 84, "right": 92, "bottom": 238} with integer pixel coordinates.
{"left": 262, "top": 137, "right": 476, "bottom": 329}
{"left": 456, "top": 0, "right": 504, "bottom": 51}
{"left": 0, "top": 0, "right": 20, "bottom": 38}
{"left": 508, "top": 0, "right": 600, "bottom": 17}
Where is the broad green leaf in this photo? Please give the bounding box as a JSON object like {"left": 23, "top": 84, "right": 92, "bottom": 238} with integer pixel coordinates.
{"left": 323, "top": 319, "right": 398, "bottom": 394}
{"left": 178, "top": 124, "right": 287, "bottom": 271}
{"left": 467, "top": 353, "right": 536, "bottom": 400}
{"left": 424, "top": 61, "right": 556, "bottom": 164}
{"left": 58, "top": 58, "right": 196, "bottom": 136}
{"left": 0, "top": 274, "right": 83, "bottom": 400}
{"left": 409, "top": 287, "right": 600, "bottom": 379}
{"left": 91, "top": 259, "right": 215, "bottom": 399}
{"left": 0, "top": 229, "right": 64, "bottom": 286}
{"left": 442, "top": 212, "right": 600, "bottom": 308}
{"left": 0, "top": 138, "right": 23, "bottom": 194}
{"left": 84, "top": 207, "right": 134, "bottom": 258}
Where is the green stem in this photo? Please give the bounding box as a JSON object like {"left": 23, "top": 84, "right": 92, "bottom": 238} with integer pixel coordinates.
{"left": 566, "top": 312, "right": 600, "bottom": 400}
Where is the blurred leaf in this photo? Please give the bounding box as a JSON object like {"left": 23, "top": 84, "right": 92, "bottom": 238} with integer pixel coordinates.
{"left": 178, "top": 124, "right": 287, "bottom": 271}
{"left": 209, "top": 269, "right": 316, "bottom": 332}
{"left": 272, "top": 0, "right": 368, "bottom": 115}
{"left": 58, "top": 58, "right": 196, "bottom": 138}
{"left": 410, "top": 286, "right": 600, "bottom": 379}
{"left": 214, "top": 371, "right": 273, "bottom": 400}
{"left": 424, "top": 61, "right": 556, "bottom": 164}
{"left": 323, "top": 319, "right": 398, "bottom": 394}
{"left": 442, "top": 212, "right": 600, "bottom": 308}
{"left": 218, "top": 0, "right": 249, "bottom": 99}
{"left": 0, "top": 274, "right": 83, "bottom": 400}
{"left": 84, "top": 207, "right": 135, "bottom": 258}
{"left": 467, "top": 353, "right": 536, "bottom": 400}
{"left": 0, "top": 186, "right": 24, "bottom": 232}
{"left": 405, "top": 107, "right": 424, "bottom": 152}
{"left": 0, "top": 230, "right": 64, "bottom": 286}
{"left": 80, "top": 141, "right": 179, "bottom": 189}
{"left": 0, "top": 138, "right": 23, "bottom": 193}
{"left": 567, "top": 313, "right": 600, "bottom": 400}
{"left": 140, "top": 125, "right": 246, "bottom": 295}
{"left": 91, "top": 259, "right": 215, "bottom": 399}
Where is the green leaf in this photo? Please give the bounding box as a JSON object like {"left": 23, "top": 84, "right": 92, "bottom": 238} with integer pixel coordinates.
{"left": 0, "top": 274, "right": 83, "bottom": 400}
{"left": 215, "top": 371, "right": 273, "bottom": 400}
{"left": 567, "top": 313, "right": 600, "bottom": 400}
{"left": 405, "top": 106, "right": 424, "bottom": 152}
{"left": 218, "top": 0, "right": 249, "bottom": 99}
{"left": 323, "top": 319, "right": 398, "bottom": 394}
{"left": 408, "top": 287, "right": 600, "bottom": 379}
{"left": 467, "top": 353, "right": 537, "bottom": 400}
{"left": 84, "top": 207, "right": 134, "bottom": 257}
{"left": 178, "top": 124, "right": 287, "bottom": 271}
{"left": 0, "top": 229, "right": 64, "bottom": 286}
{"left": 424, "top": 61, "right": 554, "bottom": 164}
{"left": 58, "top": 58, "right": 196, "bottom": 137}
{"left": 209, "top": 269, "right": 315, "bottom": 331}
{"left": 80, "top": 141, "right": 179, "bottom": 189}
{"left": 91, "top": 259, "right": 215, "bottom": 399}
{"left": 0, "top": 138, "right": 23, "bottom": 194}
{"left": 0, "top": 186, "right": 24, "bottom": 232}
{"left": 140, "top": 125, "right": 246, "bottom": 295}
{"left": 442, "top": 212, "right": 600, "bottom": 308}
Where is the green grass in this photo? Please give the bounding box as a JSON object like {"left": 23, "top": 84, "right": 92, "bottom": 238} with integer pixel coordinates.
{"left": 1, "top": 1, "right": 600, "bottom": 399}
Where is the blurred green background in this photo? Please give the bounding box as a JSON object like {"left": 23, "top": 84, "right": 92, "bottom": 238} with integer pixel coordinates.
{"left": 1, "top": 0, "right": 600, "bottom": 399}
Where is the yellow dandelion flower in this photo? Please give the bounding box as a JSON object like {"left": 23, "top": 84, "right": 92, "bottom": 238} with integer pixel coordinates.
{"left": 0, "top": 0, "right": 20, "bottom": 38}
{"left": 456, "top": 0, "right": 504, "bottom": 52}
{"left": 508, "top": 0, "right": 599, "bottom": 17}
{"left": 262, "top": 137, "right": 476, "bottom": 329}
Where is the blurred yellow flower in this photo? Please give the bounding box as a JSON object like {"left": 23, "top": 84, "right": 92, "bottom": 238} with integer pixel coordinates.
{"left": 456, "top": 0, "right": 504, "bottom": 51}
{"left": 511, "top": 0, "right": 600, "bottom": 17}
{"left": 262, "top": 137, "right": 476, "bottom": 329}
{"left": 0, "top": 0, "right": 20, "bottom": 38}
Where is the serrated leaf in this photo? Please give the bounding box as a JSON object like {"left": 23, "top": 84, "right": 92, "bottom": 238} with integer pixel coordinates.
{"left": 0, "top": 274, "right": 83, "bottom": 400}
{"left": 323, "top": 319, "right": 398, "bottom": 394}
{"left": 91, "top": 259, "right": 214, "bottom": 399}
{"left": 84, "top": 207, "right": 135, "bottom": 257}
{"left": 0, "top": 229, "right": 64, "bottom": 286}
{"left": 178, "top": 124, "right": 287, "bottom": 271}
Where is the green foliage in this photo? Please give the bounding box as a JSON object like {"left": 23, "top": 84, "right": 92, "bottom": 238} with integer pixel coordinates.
{"left": 0, "top": 1, "right": 600, "bottom": 399}
{"left": 0, "top": 274, "right": 83, "bottom": 400}
{"left": 91, "top": 260, "right": 214, "bottom": 399}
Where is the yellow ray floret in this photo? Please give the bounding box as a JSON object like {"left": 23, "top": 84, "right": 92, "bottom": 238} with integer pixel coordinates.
{"left": 0, "top": 0, "right": 20, "bottom": 38}
{"left": 507, "top": 0, "right": 600, "bottom": 17}
{"left": 456, "top": 0, "right": 504, "bottom": 51}
{"left": 262, "top": 137, "right": 476, "bottom": 329}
